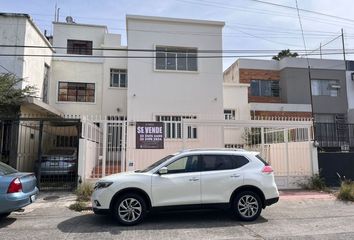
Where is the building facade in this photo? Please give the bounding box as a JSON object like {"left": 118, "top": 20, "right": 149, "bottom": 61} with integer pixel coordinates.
{"left": 224, "top": 58, "right": 348, "bottom": 122}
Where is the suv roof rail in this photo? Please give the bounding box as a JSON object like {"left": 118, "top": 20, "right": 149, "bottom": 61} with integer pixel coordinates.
{"left": 180, "top": 148, "right": 247, "bottom": 152}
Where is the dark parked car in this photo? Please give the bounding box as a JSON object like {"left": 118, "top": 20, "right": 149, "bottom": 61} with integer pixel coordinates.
{"left": 0, "top": 162, "right": 39, "bottom": 219}
{"left": 38, "top": 148, "right": 77, "bottom": 176}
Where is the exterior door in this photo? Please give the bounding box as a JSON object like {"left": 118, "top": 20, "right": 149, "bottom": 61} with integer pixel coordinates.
{"left": 200, "top": 154, "right": 248, "bottom": 204}
{"left": 151, "top": 155, "right": 201, "bottom": 207}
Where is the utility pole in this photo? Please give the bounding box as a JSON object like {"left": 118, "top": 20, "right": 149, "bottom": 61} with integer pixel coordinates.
{"left": 341, "top": 28, "right": 347, "bottom": 70}
{"left": 319, "top": 42, "right": 322, "bottom": 59}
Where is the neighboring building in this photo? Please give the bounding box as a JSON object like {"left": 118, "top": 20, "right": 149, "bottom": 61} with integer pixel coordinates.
{"left": 49, "top": 20, "right": 127, "bottom": 117}
{"left": 224, "top": 58, "right": 347, "bottom": 122}
{"left": 0, "top": 13, "right": 59, "bottom": 116}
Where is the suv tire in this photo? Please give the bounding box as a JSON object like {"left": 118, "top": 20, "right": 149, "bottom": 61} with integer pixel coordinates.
{"left": 113, "top": 193, "right": 147, "bottom": 226}
{"left": 232, "top": 191, "right": 262, "bottom": 221}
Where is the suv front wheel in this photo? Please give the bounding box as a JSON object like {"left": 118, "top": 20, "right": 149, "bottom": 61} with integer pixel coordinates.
{"left": 113, "top": 193, "right": 147, "bottom": 226}
{"left": 232, "top": 191, "right": 262, "bottom": 221}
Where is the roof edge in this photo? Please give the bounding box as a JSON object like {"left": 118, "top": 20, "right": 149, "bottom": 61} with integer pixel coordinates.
{"left": 126, "top": 14, "right": 225, "bottom": 26}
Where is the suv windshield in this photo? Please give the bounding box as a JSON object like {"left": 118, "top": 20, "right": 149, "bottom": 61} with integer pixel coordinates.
{"left": 139, "top": 155, "right": 173, "bottom": 172}
{"left": 0, "top": 162, "right": 18, "bottom": 176}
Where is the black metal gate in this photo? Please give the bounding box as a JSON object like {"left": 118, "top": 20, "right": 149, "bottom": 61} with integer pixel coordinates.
{"left": 0, "top": 117, "right": 81, "bottom": 190}
{"left": 318, "top": 152, "right": 354, "bottom": 186}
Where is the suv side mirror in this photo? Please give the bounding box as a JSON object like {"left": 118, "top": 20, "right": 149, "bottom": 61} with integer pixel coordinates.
{"left": 158, "top": 167, "right": 168, "bottom": 175}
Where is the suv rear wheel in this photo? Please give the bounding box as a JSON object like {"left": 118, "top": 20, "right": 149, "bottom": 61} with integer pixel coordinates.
{"left": 232, "top": 191, "right": 262, "bottom": 221}
{"left": 113, "top": 193, "right": 147, "bottom": 226}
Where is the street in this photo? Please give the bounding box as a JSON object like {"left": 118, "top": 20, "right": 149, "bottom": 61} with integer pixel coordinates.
{"left": 1, "top": 191, "right": 354, "bottom": 239}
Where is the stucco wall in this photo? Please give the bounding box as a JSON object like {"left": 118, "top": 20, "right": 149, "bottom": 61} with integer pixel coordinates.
{"left": 0, "top": 16, "right": 26, "bottom": 77}
{"left": 126, "top": 16, "right": 224, "bottom": 121}
{"left": 280, "top": 68, "right": 348, "bottom": 115}
{"left": 50, "top": 60, "right": 103, "bottom": 115}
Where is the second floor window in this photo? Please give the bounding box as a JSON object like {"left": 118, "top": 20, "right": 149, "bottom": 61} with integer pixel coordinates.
{"left": 110, "top": 69, "right": 127, "bottom": 88}
{"left": 155, "top": 46, "right": 197, "bottom": 71}
{"left": 311, "top": 79, "right": 340, "bottom": 96}
{"left": 250, "top": 80, "right": 280, "bottom": 97}
{"left": 67, "top": 39, "right": 93, "bottom": 55}
{"left": 58, "top": 82, "right": 95, "bottom": 102}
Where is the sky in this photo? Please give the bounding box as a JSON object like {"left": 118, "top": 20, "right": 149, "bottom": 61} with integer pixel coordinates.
{"left": 1, "top": 0, "right": 354, "bottom": 69}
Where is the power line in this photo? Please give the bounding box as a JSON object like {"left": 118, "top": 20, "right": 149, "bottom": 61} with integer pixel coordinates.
{"left": 0, "top": 44, "right": 351, "bottom": 53}
{"left": 0, "top": 52, "right": 352, "bottom": 59}
{"left": 247, "top": 0, "right": 354, "bottom": 24}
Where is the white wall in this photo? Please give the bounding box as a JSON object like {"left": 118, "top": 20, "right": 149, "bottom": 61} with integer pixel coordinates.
{"left": 126, "top": 16, "right": 225, "bottom": 121}
{"left": 23, "top": 20, "right": 52, "bottom": 99}
{"left": 50, "top": 60, "right": 103, "bottom": 115}
{"left": 52, "top": 22, "right": 106, "bottom": 61}
{"left": 346, "top": 71, "right": 354, "bottom": 123}
{"left": 0, "top": 16, "right": 26, "bottom": 77}
{"left": 0, "top": 15, "right": 53, "bottom": 103}
{"left": 101, "top": 34, "right": 128, "bottom": 116}
{"left": 50, "top": 23, "right": 128, "bottom": 117}
{"left": 223, "top": 83, "right": 250, "bottom": 144}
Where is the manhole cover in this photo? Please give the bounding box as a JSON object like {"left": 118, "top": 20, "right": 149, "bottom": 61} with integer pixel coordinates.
{"left": 43, "top": 196, "right": 60, "bottom": 201}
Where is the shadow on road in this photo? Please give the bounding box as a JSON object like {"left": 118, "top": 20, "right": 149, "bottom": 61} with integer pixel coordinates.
{"left": 57, "top": 210, "right": 268, "bottom": 235}
{"left": 0, "top": 217, "right": 16, "bottom": 228}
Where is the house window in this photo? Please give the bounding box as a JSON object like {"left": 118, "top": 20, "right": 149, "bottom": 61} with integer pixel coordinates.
{"left": 224, "top": 109, "right": 236, "bottom": 120}
{"left": 110, "top": 69, "right": 127, "bottom": 88}
{"left": 156, "top": 46, "right": 197, "bottom": 71}
{"left": 67, "top": 39, "right": 93, "bottom": 55}
{"left": 58, "top": 82, "right": 95, "bottom": 102}
{"left": 250, "top": 80, "right": 280, "bottom": 97}
{"left": 156, "top": 115, "right": 197, "bottom": 139}
{"left": 311, "top": 79, "right": 340, "bottom": 96}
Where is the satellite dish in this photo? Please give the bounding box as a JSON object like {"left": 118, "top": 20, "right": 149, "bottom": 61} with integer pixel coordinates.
{"left": 65, "top": 16, "right": 74, "bottom": 23}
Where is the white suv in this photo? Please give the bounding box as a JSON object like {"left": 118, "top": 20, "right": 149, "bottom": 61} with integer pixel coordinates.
{"left": 92, "top": 149, "right": 279, "bottom": 225}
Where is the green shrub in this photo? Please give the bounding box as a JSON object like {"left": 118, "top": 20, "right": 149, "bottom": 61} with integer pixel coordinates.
{"left": 75, "top": 182, "right": 93, "bottom": 202}
{"left": 299, "top": 173, "right": 327, "bottom": 191}
{"left": 337, "top": 180, "right": 354, "bottom": 202}
{"left": 69, "top": 201, "right": 89, "bottom": 212}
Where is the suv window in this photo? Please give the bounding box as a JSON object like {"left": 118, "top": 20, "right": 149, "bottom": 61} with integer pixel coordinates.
{"left": 166, "top": 155, "right": 200, "bottom": 174}
{"left": 255, "top": 155, "right": 269, "bottom": 166}
{"left": 201, "top": 155, "right": 249, "bottom": 171}
{"left": 232, "top": 155, "right": 249, "bottom": 168}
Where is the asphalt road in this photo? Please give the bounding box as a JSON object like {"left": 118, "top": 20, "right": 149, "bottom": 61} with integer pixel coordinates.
{"left": 1, "top": 192, "right": 354, "bottom": 240}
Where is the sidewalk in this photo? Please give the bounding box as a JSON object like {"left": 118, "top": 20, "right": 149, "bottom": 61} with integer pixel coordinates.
{"left": 279, "top": 190, "right": 335, "bottom": 200}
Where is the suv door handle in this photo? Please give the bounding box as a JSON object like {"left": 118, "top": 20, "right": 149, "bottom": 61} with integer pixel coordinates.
{"left": 230, "top": 174, "right": 241, "bottom": 178}
{"left": 189, "top": 177, "right": 199, "bottom": 181}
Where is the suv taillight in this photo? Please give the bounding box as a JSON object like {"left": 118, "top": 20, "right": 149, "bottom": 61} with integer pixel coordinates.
{"left": 262, "top": 165, "right": 273, "bottom": 174}
{"left": 7, "top": 178, "right": 22, "bottom": 193}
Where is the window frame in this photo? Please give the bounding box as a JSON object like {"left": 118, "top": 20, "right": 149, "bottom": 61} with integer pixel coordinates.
{"left": 155, "top": 115, "right": 197, "bottom": 139}
{"left": 110, "top": 69, "right": 127, "bottom": 88}
{"left": 200, "top": 154, "right": 249, "bottom": 172}
{"left": 224, "top": 109, "right": 236, "bottom": 120}
{"left": 155, "top": 46, "right": 198, "bottom": 72}
{"left": 163, "top": 155, "right": 201, "bottom": 174}
{"left": 67, "top": 39, "right": 93, "bottom": 55}
{"left": 311, "top": 79, "right": 340, "bottom": 97}
{"left": 58, "top": 81, "right": 95, "bottom": 103}
{"left": 250, "top": 79, "right": 280, "bottom": 97}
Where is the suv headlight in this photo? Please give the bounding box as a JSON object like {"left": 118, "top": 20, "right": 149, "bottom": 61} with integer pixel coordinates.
{"left": 94, "top": 181, "right": 113, "bottom": 190}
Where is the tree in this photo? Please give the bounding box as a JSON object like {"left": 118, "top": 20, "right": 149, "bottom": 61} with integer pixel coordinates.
{"left": 272, "top": 49, "right": 299, "bottom": 61}
{"left": 0, "top": 73, "right": 37, "bottom": 116}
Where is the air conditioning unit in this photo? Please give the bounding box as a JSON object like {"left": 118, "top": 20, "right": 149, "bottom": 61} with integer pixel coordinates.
{"left": 330, "top": 84, "right": 341, "bottom": 89}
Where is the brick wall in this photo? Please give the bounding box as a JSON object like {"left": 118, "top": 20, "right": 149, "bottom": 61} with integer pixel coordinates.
{"left": 240, "top": 69, "right": 281, "bottom": 103}
{"left": 252, "top": 110, "right": 312, "bottom": 118}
